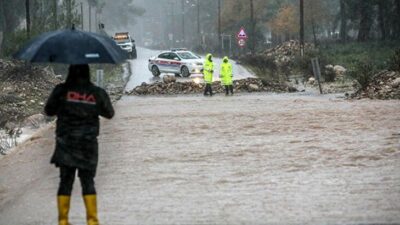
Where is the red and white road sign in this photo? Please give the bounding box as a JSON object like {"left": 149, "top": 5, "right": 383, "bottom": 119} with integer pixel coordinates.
{"left": 238, "top": 39, "right": 246, "bottom": 47}
{"left": 237, "top": 27, "right": 248, "bottom": 39}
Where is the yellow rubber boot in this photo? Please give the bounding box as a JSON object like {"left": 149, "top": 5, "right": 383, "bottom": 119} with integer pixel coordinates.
{"left": 83, "top": 195, "right": 100, "bottom": 225}
{"left": 57, "top": 195, "right": 71, "bottom": 225}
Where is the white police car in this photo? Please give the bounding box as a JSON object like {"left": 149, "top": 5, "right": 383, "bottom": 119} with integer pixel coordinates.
{"left": 148, "top": 49, "right": 203, "bottom": 77}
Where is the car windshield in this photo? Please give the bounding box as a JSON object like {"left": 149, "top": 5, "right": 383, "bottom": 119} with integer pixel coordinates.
{"left": 177, "top": 52, "right": 198, "bottom": 60}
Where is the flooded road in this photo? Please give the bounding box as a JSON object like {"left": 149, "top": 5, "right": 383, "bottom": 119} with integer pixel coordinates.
{"left": 124, "top": 47, "right": 255, "bottom": 92}
{"left": 0, "top": 93, "right": 399, "bottom": 225}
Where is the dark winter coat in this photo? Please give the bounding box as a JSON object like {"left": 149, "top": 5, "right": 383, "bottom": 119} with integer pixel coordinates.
{"left": 45, "top": 76, "right": 114, "bottom": 172}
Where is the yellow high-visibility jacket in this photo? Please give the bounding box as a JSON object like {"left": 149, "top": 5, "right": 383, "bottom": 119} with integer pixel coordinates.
{"left": 203, "top": 54, "right": 214, "bottom": 84}
{"left": 220, "top": 56, "right": 233, "bottom": 85}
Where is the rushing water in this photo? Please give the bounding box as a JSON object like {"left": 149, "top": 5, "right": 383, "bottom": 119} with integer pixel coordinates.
{"left": 96, "top": 94, "right": 400, "bottom": 225}
{"left": 0, "top": 93, "right": 399, "bottom": 225}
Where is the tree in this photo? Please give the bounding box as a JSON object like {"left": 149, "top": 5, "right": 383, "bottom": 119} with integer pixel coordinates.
{"left": 300, "top": 0, "right": 304, "bottom": 53}
{"left": 357, "top": 0, "right": 374, "bottom": 42}
{"left": 100, "top": 0, "right": 144, "bottom": 31}
{"left": 26, "top": 0, "right": 30, "bottom": 38}
{"left": 0, "top": 0, "right": 25, "bottom": 56}
{"left": 304, "top": 0, "right": 330, "bottom": 45}
{"left": 394, "top": 0, "right": 400, "bottom": 39}
{"left": 66, "top": 0, "right": 72, "bottom": 28}
{"left": 377, "top": 0, "right": 387, "bottom": 40}
{"left": 220, "top": 0, "right": 269, "bottom": 52}
{"left": 269, "top": 4, "right": 298, "bottom": 41}
{"left": 339, "top": 0, "right": 347, "bottom": 42}
{"left": 52, "top": 0, "right": 58, "bottom": 30}
{"left": 0, "top": 0, "right": 4, "bottom": 54}
{"left": 250, "top": 0, "right": 255, "bottom": 53}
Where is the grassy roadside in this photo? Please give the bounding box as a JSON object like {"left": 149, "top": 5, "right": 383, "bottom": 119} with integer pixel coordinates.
{"left": 244, "top": 41, "right": 399, "bottom": 82}
{"left": 90, "top": 64, "right": 124, "bottom": 84}
{"left": 319, "top": 41, "right": 400, "bottom": 70}
{"left": 89, "top": 63, "right": 126, "bottom": 102}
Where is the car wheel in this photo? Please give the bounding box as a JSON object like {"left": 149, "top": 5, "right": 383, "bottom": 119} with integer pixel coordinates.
{"left": 151, "top": 65, "right": 161, "bottom": 77}
{"left": 132, "top": 51, "right": 137, "bottom": 59}
{"left": 181, "top": 66, "right": 190, "bottom": 77}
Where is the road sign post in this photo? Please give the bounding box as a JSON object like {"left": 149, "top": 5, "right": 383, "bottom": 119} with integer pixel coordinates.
{"left": 236, "top": 27, "right": 248, "bottom": 49}
{"left": 237, "top": 27, "right": 248, "bottom": 40}
{"left": 238, "top": 39, "right": 246, "bottom": 48}
{"left": 96, "top": 69, "right": 104, "bottom": 88}
{"left": 311, "top": 58, "right": 323, "bottom": 94}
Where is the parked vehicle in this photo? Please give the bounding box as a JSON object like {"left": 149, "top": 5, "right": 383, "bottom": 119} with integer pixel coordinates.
{"left": 148, "top": 49, "right": 203, "bottom": 77}
{"left": 113, "top": 32, "right": 137, "bottom": 59}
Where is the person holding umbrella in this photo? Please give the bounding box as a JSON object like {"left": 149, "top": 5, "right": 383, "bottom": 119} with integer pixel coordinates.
{"left": 14, "top": 27, "right": 128, "bottom": 225}
{"left": 45, "top": 64, "right": 114, "bottom": 225}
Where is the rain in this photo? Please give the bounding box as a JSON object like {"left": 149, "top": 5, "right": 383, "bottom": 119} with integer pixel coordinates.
{"left": 0, "top": 0, "right": 399, "bottom": 225}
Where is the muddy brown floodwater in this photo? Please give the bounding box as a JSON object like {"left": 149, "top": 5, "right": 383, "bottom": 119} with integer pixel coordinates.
{"left": 0, "top": 93, "right": 399, "bottom": 225}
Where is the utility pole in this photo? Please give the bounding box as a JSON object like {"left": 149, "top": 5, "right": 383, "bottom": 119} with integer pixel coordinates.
{"left": 300, "top": 0, "right": 305, "bottom": 56}
{"left": 66, "top": 0, "right": 72, "bottom": 29}
{"left": 53, "top": 0, "right": 58, "bottom": 30}
{"left": 80, "top": 2, "right": 84, "bottom": 30}
{"left": 171, "top": 1, "right": 176, "bottom": 47}
{"left": 181, "top": 0, "right": 185, "bottom": 45}
{"left": 89, "top": 3, "right": 92, "bottom": 32}
{"left": 218, "top": 0, "right": 221, "bottom": 56}
{"left": 250, "top": 0, "right": 255, "bottom": 54}
{"left": 25, "top": 0, "right": 30, "bottom": 38}
{"left": 95, "top": 7, "right": 98, "bottom": 32}
{"left": 197, "top": 0, "right": 200, "bottom": 45}
{"left": 340, "top": 0, "right": 347, "bottom": 42}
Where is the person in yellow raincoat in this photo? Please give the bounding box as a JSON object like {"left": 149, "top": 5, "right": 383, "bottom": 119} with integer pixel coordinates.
{"left": 220, "top": 56, "right": 233, "bottom": 95}
{"left": 203, "top": 53, "right": 214, "bottom": 96}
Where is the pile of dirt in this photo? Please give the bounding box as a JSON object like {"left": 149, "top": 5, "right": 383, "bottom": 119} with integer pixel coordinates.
{"left": 128, "top": 77, "right": 297, "bottom": 96}
{"left": 240, "top": 40, "right": 315, "bottom": 67}
{"left": 0, "top": 59, "right": 61, "bottom": 128}
{"left": 262, "top": 40, "right": 315, "bottom": 64}
{"left": 351, "top": 70, "right": 400, "bottom": 100}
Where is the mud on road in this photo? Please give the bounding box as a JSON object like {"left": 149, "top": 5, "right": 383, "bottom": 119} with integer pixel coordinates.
{"left": 0, "top": 93, "right": 399, "bottom": 225}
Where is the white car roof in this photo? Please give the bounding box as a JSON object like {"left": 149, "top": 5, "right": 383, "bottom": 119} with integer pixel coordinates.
{"left": 159, "top": 50, "right": 191, "bottom": 54}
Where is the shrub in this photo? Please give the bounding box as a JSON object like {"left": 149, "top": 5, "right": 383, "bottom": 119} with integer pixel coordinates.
{"left": 389, "top": 49, "right": 400, "bottom": 72}
{"left": 290, "top": 50, "right": 330, "bottom": 81}
{"left": 240, "top": 54, "right": 279, "bottom": 81}
{"left": 2, "top": 30, "right": 31, "bottom": 58}
{"left": 348, "top": 60, "right": 377, "bottom": 90}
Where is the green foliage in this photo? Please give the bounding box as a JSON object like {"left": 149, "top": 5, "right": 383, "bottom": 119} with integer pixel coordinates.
{"left": 241, "top": 54, "right": 279, "bottom": 81}
{"left": 320, "top": 41, "right": 398, "bottom": 72}
{"left": 1, "top": 0, "right": 82, "bottom": 58}
{"left": 90, "top": 64, "right": 123, "bottom": 84}
{"left": 348, "top": 60, "right": 377, "bottom": 90}
{"left": 389, "top": 49, "right": 400, "bottom": 72}
{"left": 2, "top": 30, "right": 31, "bottom": 58}
{"left": 290, "top": 50, "right": 330, "bottom": 81}
{"left": 58, "top": 0, "right": 82, "bottom": 29}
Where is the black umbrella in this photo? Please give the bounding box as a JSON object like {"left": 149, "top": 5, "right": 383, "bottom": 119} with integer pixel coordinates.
{"left": 14, "top": 28, "right": 128, "bottom": 64}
